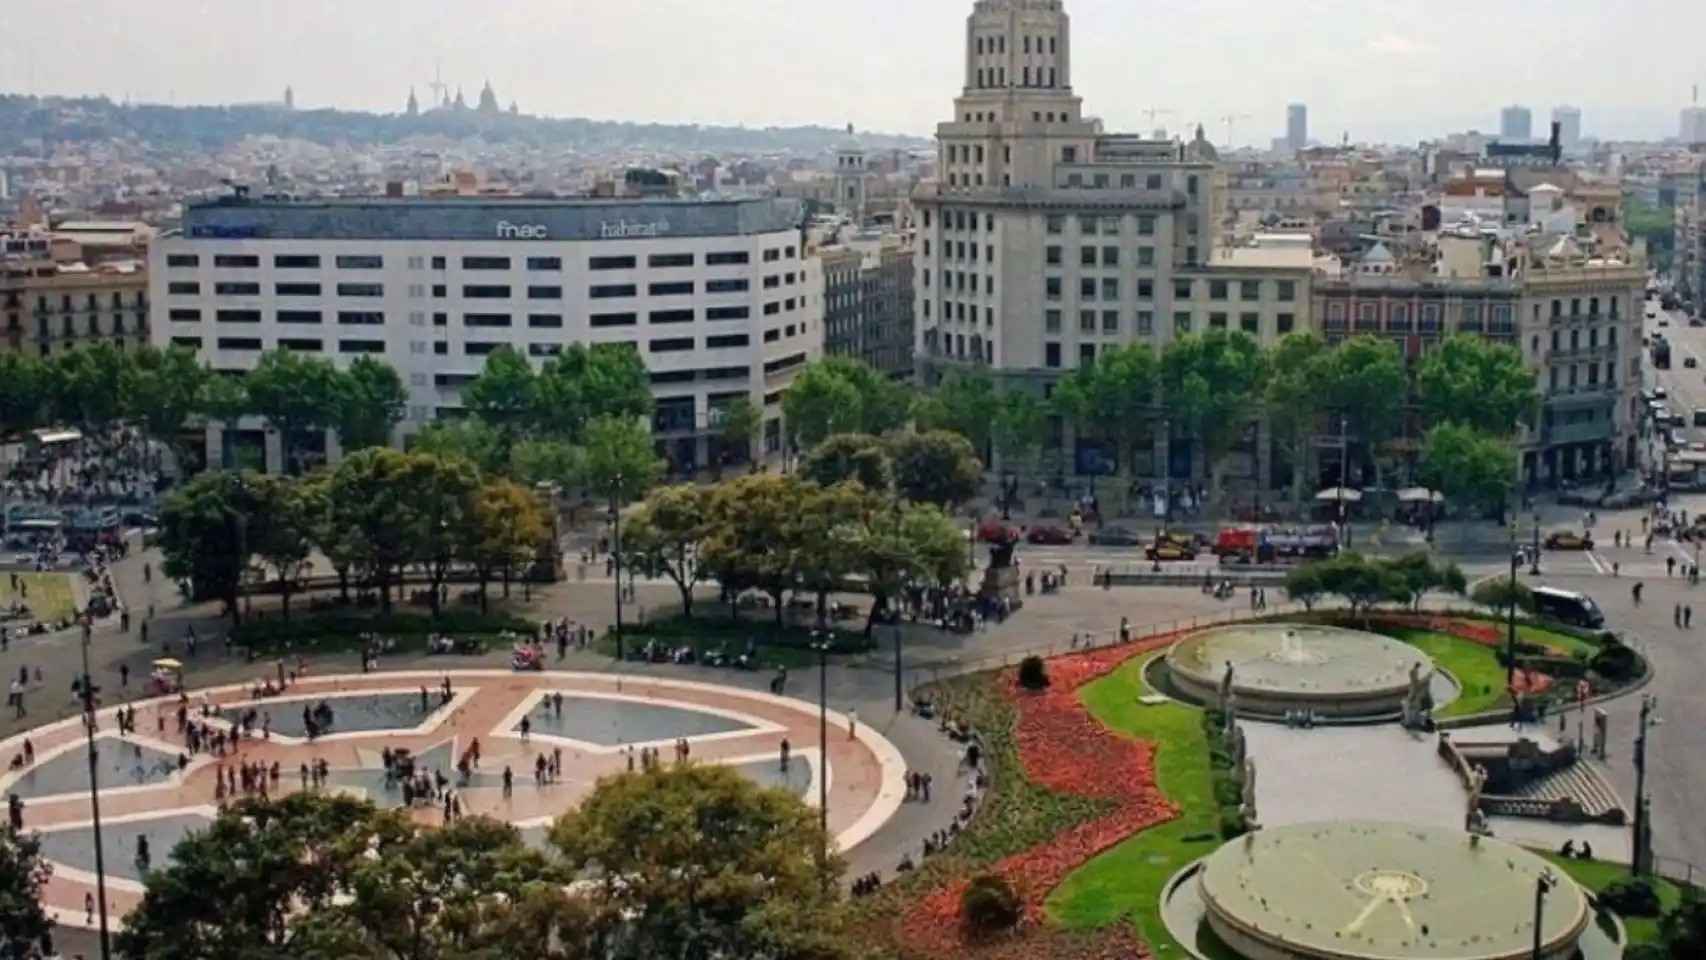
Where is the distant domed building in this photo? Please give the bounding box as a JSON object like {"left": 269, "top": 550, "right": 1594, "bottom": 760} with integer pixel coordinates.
{"left": 478, "top": 80, "right": 500, "bottom": 114}
{"left": 406, "top": 87, "right": 419, "bottom": 117}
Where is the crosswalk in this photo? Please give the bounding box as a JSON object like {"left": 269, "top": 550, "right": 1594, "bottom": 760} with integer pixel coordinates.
{"left": 1528, "top": 539, "right": 1701, "bottom": 580}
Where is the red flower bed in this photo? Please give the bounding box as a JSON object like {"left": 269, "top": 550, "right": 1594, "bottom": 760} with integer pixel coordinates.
{"left": 896, "top": 635, "right": 1182, "bottom": 958}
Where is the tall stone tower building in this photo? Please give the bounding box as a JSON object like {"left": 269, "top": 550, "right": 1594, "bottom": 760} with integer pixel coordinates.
{"left": 915, "top": 0, "right": 1218, "bottom": 385}
{"left": 834, "top": 124, "right": 870, "bottom": 225}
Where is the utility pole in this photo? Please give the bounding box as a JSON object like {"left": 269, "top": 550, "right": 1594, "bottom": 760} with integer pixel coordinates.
{"left": 1631, "top": 694, "right": 1659, "bottom": 876}
{"left": 1533, "top": 870, "right": 1557, "bottom": 960}
{"left": 814, "top": 633, "right": 830, "bottom": 894}
{"left": 79, "top": 620, "right": 112, "bottom": 960}
{"left": 610, "top": 474, "right": 625, "bottom": 662}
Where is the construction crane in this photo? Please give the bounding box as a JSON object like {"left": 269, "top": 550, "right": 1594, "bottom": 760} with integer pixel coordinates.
{"left": 1141, "top": 107, "right": 1175, "bottom": 128}
{"left": 1218, "top": 113, "right": 1251, "bottom": 150}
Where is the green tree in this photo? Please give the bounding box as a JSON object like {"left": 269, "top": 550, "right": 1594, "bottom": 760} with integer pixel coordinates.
{"left": 116, "top": 793, "right": 383, "bottom": 960}
{"left": 121, "top": 345, "right": 207, "bottom": 456}
{"left": 991, "top": 390, "right": 1047, "bottom": 476}
{"left": 49, "top": 341, "right": 129, "bottom": 430}
{"left": 794, "top": 481, "right": 869, "bottom": 625}
{"left": 845, "top": 499, "right": 969, "bottom": 636}
{"left": 1383, "top": 552, "right": 1467, "bottom": 611}
{"left": 580, "top": 415, "right": 663, "bottom": 503}
{"left": 399, "top": 453, "right": 481, "bottom": 617}
{"left": 913, "top": 371, "right": 999, "bottom": 453}
{"left": 159, "top": 471, "right": 261, "bottom": 624}
{"left": 1415, "top": 335, "right": 1539, "bottom": 437}
{"left": 1418, "top": 422, "right": 1517, "bottom": 519}
{"left": 781, "top": 357, "right": 910, "bottom": 450}
{"left": 712, "top": 396, "right": 764, "bottom": 474}
{"left": 1282, "top": 562, "right": 1326, "bottom": 611}
{"left": 247, "top": 473, "right": 319, "bottom": 620}
{"left": 246, "top": 350, "right": 344, "bottom": 473}
{"left": 621, "top": 485, "right": 714, "bottom": 619}
{"left": 0, "top": 825, "right": 53, "bottom": 960}
{"left": 0, "top": 352, "right": 45, "bottom": 438}
{"left": 1053, "top": 343, "right": 1158, "bottom": 476}
{"left": 888, "top": 430, "right": 982, "bottom": 509}
{"left": 1471, "top": 577, "right": 1535, "bottom": 615}
{"left": 461, "top": 347, "right": 539, "bottom": 460}
{"left": 1626, "top": 199, "right": 1675, "bottom": 272}
{"left": 703, "top": 474, "right": 808, "bottom": 624}
{"left": 328, "top": 448, "right": 423, "bottom": 614}
{"left": 1161, "top": 331, "right": 1267, "bottom": 503}
{"left": 800, "top": 433, "right": 892, "bottom": 492}
{"left": 1265, "top": 333, "right": 1329, "bottom": 511}
{"left": 1311, "top": 553, "right": 1407, "bottom": 624}
{"left": 533, "top": 343, "right": 654, "bottom": 441}
{"left": 297, "top": 816, "right": 586, "bottom": 960}
{"left": 549, "top": 764, "right": 848, "bottom": 960}
{"left": 1317, "top": 337, "right": 1407, "bottom": 479}
{"left": 411, "top": 418, "right": 507, "bottom": 476}
{"left": 336, "top": 356, "right": 408, "bottom": 453}
{"left": 465, "top": 479, "right": 550, "bottom": 610}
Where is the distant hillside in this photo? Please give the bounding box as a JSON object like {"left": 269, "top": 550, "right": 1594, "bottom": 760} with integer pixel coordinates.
{"left": 0, "top": 94, "right": 931, "bottom": 155}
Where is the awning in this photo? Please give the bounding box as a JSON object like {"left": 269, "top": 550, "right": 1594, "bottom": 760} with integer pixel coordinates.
{"left": 31, "top": 429, "right": 82, "bottom": 445}
{"left": 1396, "top": 487, "right": 1446, "bottom": 503}
{"left": 1315, "top": 487, "right": 1364, "bottom": 502}
{"left": 152, "top": 658, "right": 183, "bottom": 670}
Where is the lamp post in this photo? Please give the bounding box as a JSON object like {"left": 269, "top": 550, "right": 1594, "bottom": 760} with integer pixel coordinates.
{"left": 1531, "top": 513, "right": 1541, "bottom": 576}
{"left": 610, "top": 473, "right": 625, "bottom": 663}
{"left": 1506, "top": 538, "right": 1520, "bottom": 690}
{"left": 79, "top": 619, "right": 112, "bottom": 960}
{"left": 1631, "top": 693, "right": 1659, "bottom": 877}
{"left": 1000, "top": 469, "right": 1017, "bottom": 521}
{"left": 813, "top": 632, "right": 830, "bottom": 893}
{"left": 1532, "top": 870, "right": 1557, "bottom": 960}
{"left": 1337, "top": 414, "right": 1350, "bottom": 548}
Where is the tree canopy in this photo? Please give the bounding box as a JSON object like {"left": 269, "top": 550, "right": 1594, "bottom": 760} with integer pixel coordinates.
{"left": 781, "top": 358, "right": 911, "bottom": 450}
{"left": 1415, "top": 335, "right": 1539, "bottom": 437}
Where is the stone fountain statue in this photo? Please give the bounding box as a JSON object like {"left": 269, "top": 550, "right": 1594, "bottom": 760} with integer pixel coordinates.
{"left": 1218, "top": 661, "right": 1236, "bottom": 714}
{"left": 1240, "top": 757, "right": 1259, "bottom": 829}
{"left": 1465, "top": 764, "right": 1489, "bottom": 834}
{"left": 1230, "top": 722, "right": 1247, "bottom": 769}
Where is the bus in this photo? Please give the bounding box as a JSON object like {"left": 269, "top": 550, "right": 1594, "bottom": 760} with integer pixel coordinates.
{"left": 1531, "top": 587, "right": 1604, "bottom": 629}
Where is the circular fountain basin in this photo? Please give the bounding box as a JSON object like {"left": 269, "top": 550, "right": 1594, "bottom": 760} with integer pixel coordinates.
{"left": 1196, "top": 821, "right": 1590, "bottom": 960}
{"left": 1165, "top": 624, "right": 1432, "bottom": 719}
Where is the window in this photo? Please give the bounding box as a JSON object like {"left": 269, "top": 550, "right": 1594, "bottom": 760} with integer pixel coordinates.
{"left": 707, "top": 306, "right": 749, "bottom": 321}
{"left": 650, "top": 309, "right": 694, "bottom": 325}
{"left": 1102, "top": 310, "right": 1119, "bottom": 333}
{"left": 590, "top": 255, "right": 638, "bottom": 270}
{"left": 213, "top": 255, "right": 260, "bottom": 269}
{"left": 529, "top": 344, "right": 563, "bottom": 357}
{"left": 1079, "top": 344, "right": 1096, "bottom": 366}
{"left": 1240, "top": 313, "right": 1259, "bottom": 334}
{"left": 526, "top": 257, "right": 563, "bottom": 271}
{"left": 1045, "top": 216, "right": 1064, "bottom": 235}
{"left": 1277, "top": 313, "right": 1295, "bottom": 334}
{"left": 1079, "top": 310, "right": 1096, "bottom": 333}
{"left": 528, "top": 314, "right": 563, "bottom": 329}
{"left": 170, "top": 336, "right": 203, "bottom": 349}
{"left": 431, "top": 257, "right": 447, "bottom": 270}
{"left": 464, "top": 285, "right": 511, "bottom": 299}
{"left": 1137, "top": 215, "right": 1156, "bottom": 236}
{"left": 1238, "top": 281, "right": 1260, "bottom": 301}
{"left": 214, "top": 282, "right": 261, "bottom": 296}
{"left": 277, "top": 310, "right": 322, "bottom": 325}
{"left": 166, "top": 254, "right": 200, "bottom": 268}
{"left": 1079, "top": 278, "right": 1096, "bottom": 300}
{"left": 433, "top": 312, "right": 447, "bottom": 326}
{"left": 1175, "top": 312, "right": 1193, "bottom": 333}
{"left": 1137, "top": 279, "right": 1154, "bottom": 300}
{"left": 462, "top": 256, "right": 511, "bottom": 271}
{"left": 590, "top": 313, "right": 638, "bottom": 328}
{"left": 1046, "top": 246, "right": 1062, "bottom": 266}
{"left": 1209, "top": 312, "right": 1229, "bottom": 329}
{"left": 706, "top": 251, "right": 750, "bottom": 266}
{"left": 527, "top": 285, "right": 564, "bottom": 300}
{"left": 275, "top": 283, "right": 321, "bottom": 297}
{"left": 707, "top": 334, "right": 750, "bottom": 349}
{"left": 279, "top": 338, "right": 323, "bottom": 352}
{"left": 432, "top": 285, "right": 446, "bottom": 297}
{"left": 1209, "top": 280, "right": 1229, "bottom": 301}
{"left": 706, "top": 279, "right": 750, "bottom": 294}
{"left": 434, "top": 341, "right": 448, "bottom": 355}
{"left": 337, "top": 311, "right": 385, "bottom": 326}
{"left": 1136, "top": 310, "right": 1155, "bottom": 335}
{"left": 590, "top": 284, "right": 637, "bottom": 299}
{"left": 1174, "top": 279, "right": 1192, "bottom": 299}
{"left": 649, "top": 281, "right": 694, "bottom": 297}
{"left": 764, "top": 329, "right": 781, "bottom": 343}
{"left": 1044, "top": 309, "right": 1062, "bottom": 333}
{"left": 1101, "top": 278, "right": 1119, "bottom": 301}
{"left": 1102, "top": 246, "right": 1119, "bottom": 267}
{"left": 215, "top": 309, "right": 261, "bottom": 323}
{"left": 1045, "top": 342, "right": 1062, "bottom": 368}
{"left": 464, "top": 342, "right": 502, "bottom": 356}
{"left": 168, "top": 308, "right": 201, "bottom": 322}
{"left": 464, "top": 314, "right": 513, "bottom": 328}
{"left": 337, "top": 283, "right": 384, "bottom": 298}
{"left": 336, "top": 255, "right": 384, "bottom": 270}
{"left": 648, "top": 253, "right": 695, "bottom": 268}
{"left": 1080, "top": 246, "right": 1097, "bottom": 267}
{"left": 1078, "top": 216, "right": 1097, "bottom": 236}
{"left": 216, "top": 337, "right": 262, "bottom": 351}
{"left": 273, "top": 255, "right": 321, "bottom": 269}
{"left": 1277, "top": 280, "right": 1297, "bottom": 302}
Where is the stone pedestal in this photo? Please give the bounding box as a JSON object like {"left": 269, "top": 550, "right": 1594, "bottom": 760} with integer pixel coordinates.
{"left": 980, "top": 564, "right": 1023, "bottom": 611}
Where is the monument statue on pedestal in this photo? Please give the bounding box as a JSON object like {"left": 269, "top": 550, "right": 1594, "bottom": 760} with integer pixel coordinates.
{"left": 1240, "top": 757, "right": 1259, "bottom": 829}
{"left": 1230, "top": 723, "right": 1247, "bottom": 770}
{"left": 1219, "top": 661, "right": 1236, "bottom": 715}
{"left": 1465, "top": 764, "right": 1489, "bottom": 834}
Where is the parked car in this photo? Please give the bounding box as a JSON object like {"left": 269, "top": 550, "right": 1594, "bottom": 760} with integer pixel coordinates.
{"left": 1145, "top": 540, "right": 1198, "bottom": 562}
{"left": 1544, "top": 531, "right": 1594, "bottom": 551}
{"left": 1088, "top": 526, "right": 1143, "bottom": 547}
{"left": 1026, "top": 524, "right": 1075, "bottom": 545}
{"left": 976, "top": 518, "right": 1020, "bottom": 544}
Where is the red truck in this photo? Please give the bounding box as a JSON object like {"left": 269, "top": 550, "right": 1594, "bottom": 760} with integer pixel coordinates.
{"left": 1213, "top": 525, "right": 1338, "bottom": 564}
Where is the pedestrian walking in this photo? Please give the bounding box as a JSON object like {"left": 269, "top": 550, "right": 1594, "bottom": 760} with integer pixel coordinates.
{"left": 848, "top": 707, "right": 858, "bottom": 740}
{"left": 120, "top": 664, "right": 129, "bottom": 689}
{"left": 1687, "top": 606, "right": 1694, "bottom": 629}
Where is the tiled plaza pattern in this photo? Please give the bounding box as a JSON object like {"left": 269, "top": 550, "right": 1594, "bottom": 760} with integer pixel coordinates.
{"left": 0, "top": 670, "right": 906, "bottom": 930}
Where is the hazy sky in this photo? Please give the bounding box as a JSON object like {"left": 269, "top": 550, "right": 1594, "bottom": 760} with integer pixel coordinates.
{"left": 2, "top": 0, "right": 1702, "bottom": 146}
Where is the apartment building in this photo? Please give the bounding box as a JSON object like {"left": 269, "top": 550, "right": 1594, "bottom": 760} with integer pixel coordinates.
{"left": 819, "top": 232, "right": 916, "bottom": 381}
{"left": 2, "top": 229, "right": 149, "bottom": 357}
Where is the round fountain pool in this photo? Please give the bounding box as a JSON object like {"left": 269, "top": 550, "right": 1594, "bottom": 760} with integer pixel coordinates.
{"left": 1164, "top": 623, "right": 1433, "bottom": 719}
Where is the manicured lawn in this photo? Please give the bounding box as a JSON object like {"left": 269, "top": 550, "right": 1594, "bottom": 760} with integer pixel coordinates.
{"left": 1518, "top": 623, "right": 1599, "bottom": 658}
{"left": 1387, "top": 628, "right": 1510, "bottom": 717}
{"left": 1045, "top": 652, "right": 1226, "bottom": 956}
{"left": 592, "top": 613, "right": 876, "bottom": 668}
{"left": 0, "top": 571, "right": 78, "bottom": 624}
{"left": 1540, "top": 854, "right": 1686, "bottom": 947}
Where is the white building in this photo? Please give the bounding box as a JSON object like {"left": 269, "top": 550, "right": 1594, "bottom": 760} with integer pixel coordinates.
{"left": 1500, "top": 105, "right": 1533, "bottom": 142}
{"left": 1681, "top": 106, "right": 1706, "bottom": 146}
{"left": 1551, "top": 106, "right": 1581, "bottom": 152}
{"left": 149, "top": 194, "right": 816, "bottom": 474}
